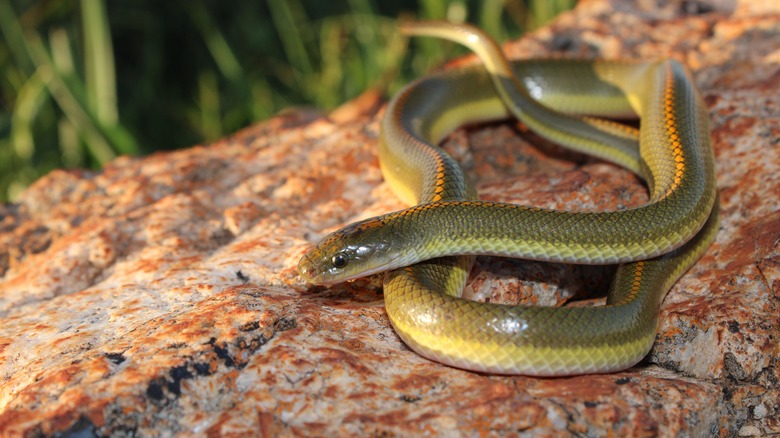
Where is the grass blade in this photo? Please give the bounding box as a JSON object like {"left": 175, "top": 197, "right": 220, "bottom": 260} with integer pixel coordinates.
{"left": 81, "top": 0, "right": 118, "bottom": 125}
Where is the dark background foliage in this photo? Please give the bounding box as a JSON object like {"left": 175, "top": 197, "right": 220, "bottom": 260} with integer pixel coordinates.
{"left": 0, "top": 0, "right": 574, "bottom": 202}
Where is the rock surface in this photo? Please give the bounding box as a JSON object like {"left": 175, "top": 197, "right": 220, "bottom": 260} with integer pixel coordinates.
{"left": 1, "top": 0, "right": 779, "bottom": 436}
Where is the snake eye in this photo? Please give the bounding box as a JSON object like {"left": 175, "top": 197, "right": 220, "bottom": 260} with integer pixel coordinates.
{"left": 332, "top": 253, "right": 348, "bottom": 269}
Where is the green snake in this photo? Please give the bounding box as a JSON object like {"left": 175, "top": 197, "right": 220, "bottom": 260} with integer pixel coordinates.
{"left": 298, "top": 22, "right": 718, "bottom": 376}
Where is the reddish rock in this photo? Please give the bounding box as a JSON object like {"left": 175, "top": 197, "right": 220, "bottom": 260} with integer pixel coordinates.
{"left": 1, "top": 0, "right": 778, "bottom": 436}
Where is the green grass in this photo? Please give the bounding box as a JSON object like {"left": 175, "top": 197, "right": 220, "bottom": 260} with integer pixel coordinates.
{"left": 0, "top": 0, "right": 575, "bottom": 202}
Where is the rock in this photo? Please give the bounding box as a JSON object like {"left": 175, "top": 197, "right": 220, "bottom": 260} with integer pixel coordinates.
{"left": 1, "top": 0, "right": 778, "bottom": 435}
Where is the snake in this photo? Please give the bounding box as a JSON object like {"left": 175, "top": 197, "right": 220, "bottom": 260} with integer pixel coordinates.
{"left": 298, "top": 22, "right": 718, "bottom": 376}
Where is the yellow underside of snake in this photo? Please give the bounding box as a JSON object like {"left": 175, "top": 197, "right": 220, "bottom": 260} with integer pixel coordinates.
{"left": 298, "top": 21, "right": 719, "bottom": 376}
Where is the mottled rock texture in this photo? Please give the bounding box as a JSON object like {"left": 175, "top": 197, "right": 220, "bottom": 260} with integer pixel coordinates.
{"left": 1, "top": 0, "right": 779, "bottom": 436}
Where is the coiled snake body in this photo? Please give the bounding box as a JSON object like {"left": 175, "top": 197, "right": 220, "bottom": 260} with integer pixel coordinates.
{"left": 299, "top": 22, "right": 718, "bottom": 376}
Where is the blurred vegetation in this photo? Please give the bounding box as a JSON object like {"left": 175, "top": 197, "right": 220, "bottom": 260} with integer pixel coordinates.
{"left": 0, "top": 0, "right": 575, "bottom": 202}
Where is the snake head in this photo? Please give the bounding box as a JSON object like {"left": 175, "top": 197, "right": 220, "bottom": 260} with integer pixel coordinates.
{"left": 298, "top": 215, "right": 405, "bottom": 285}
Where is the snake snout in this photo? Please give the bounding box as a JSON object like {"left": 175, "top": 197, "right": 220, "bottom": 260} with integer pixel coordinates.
{"left": 297, "top": 252, "right": 320, "bottom": 283}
